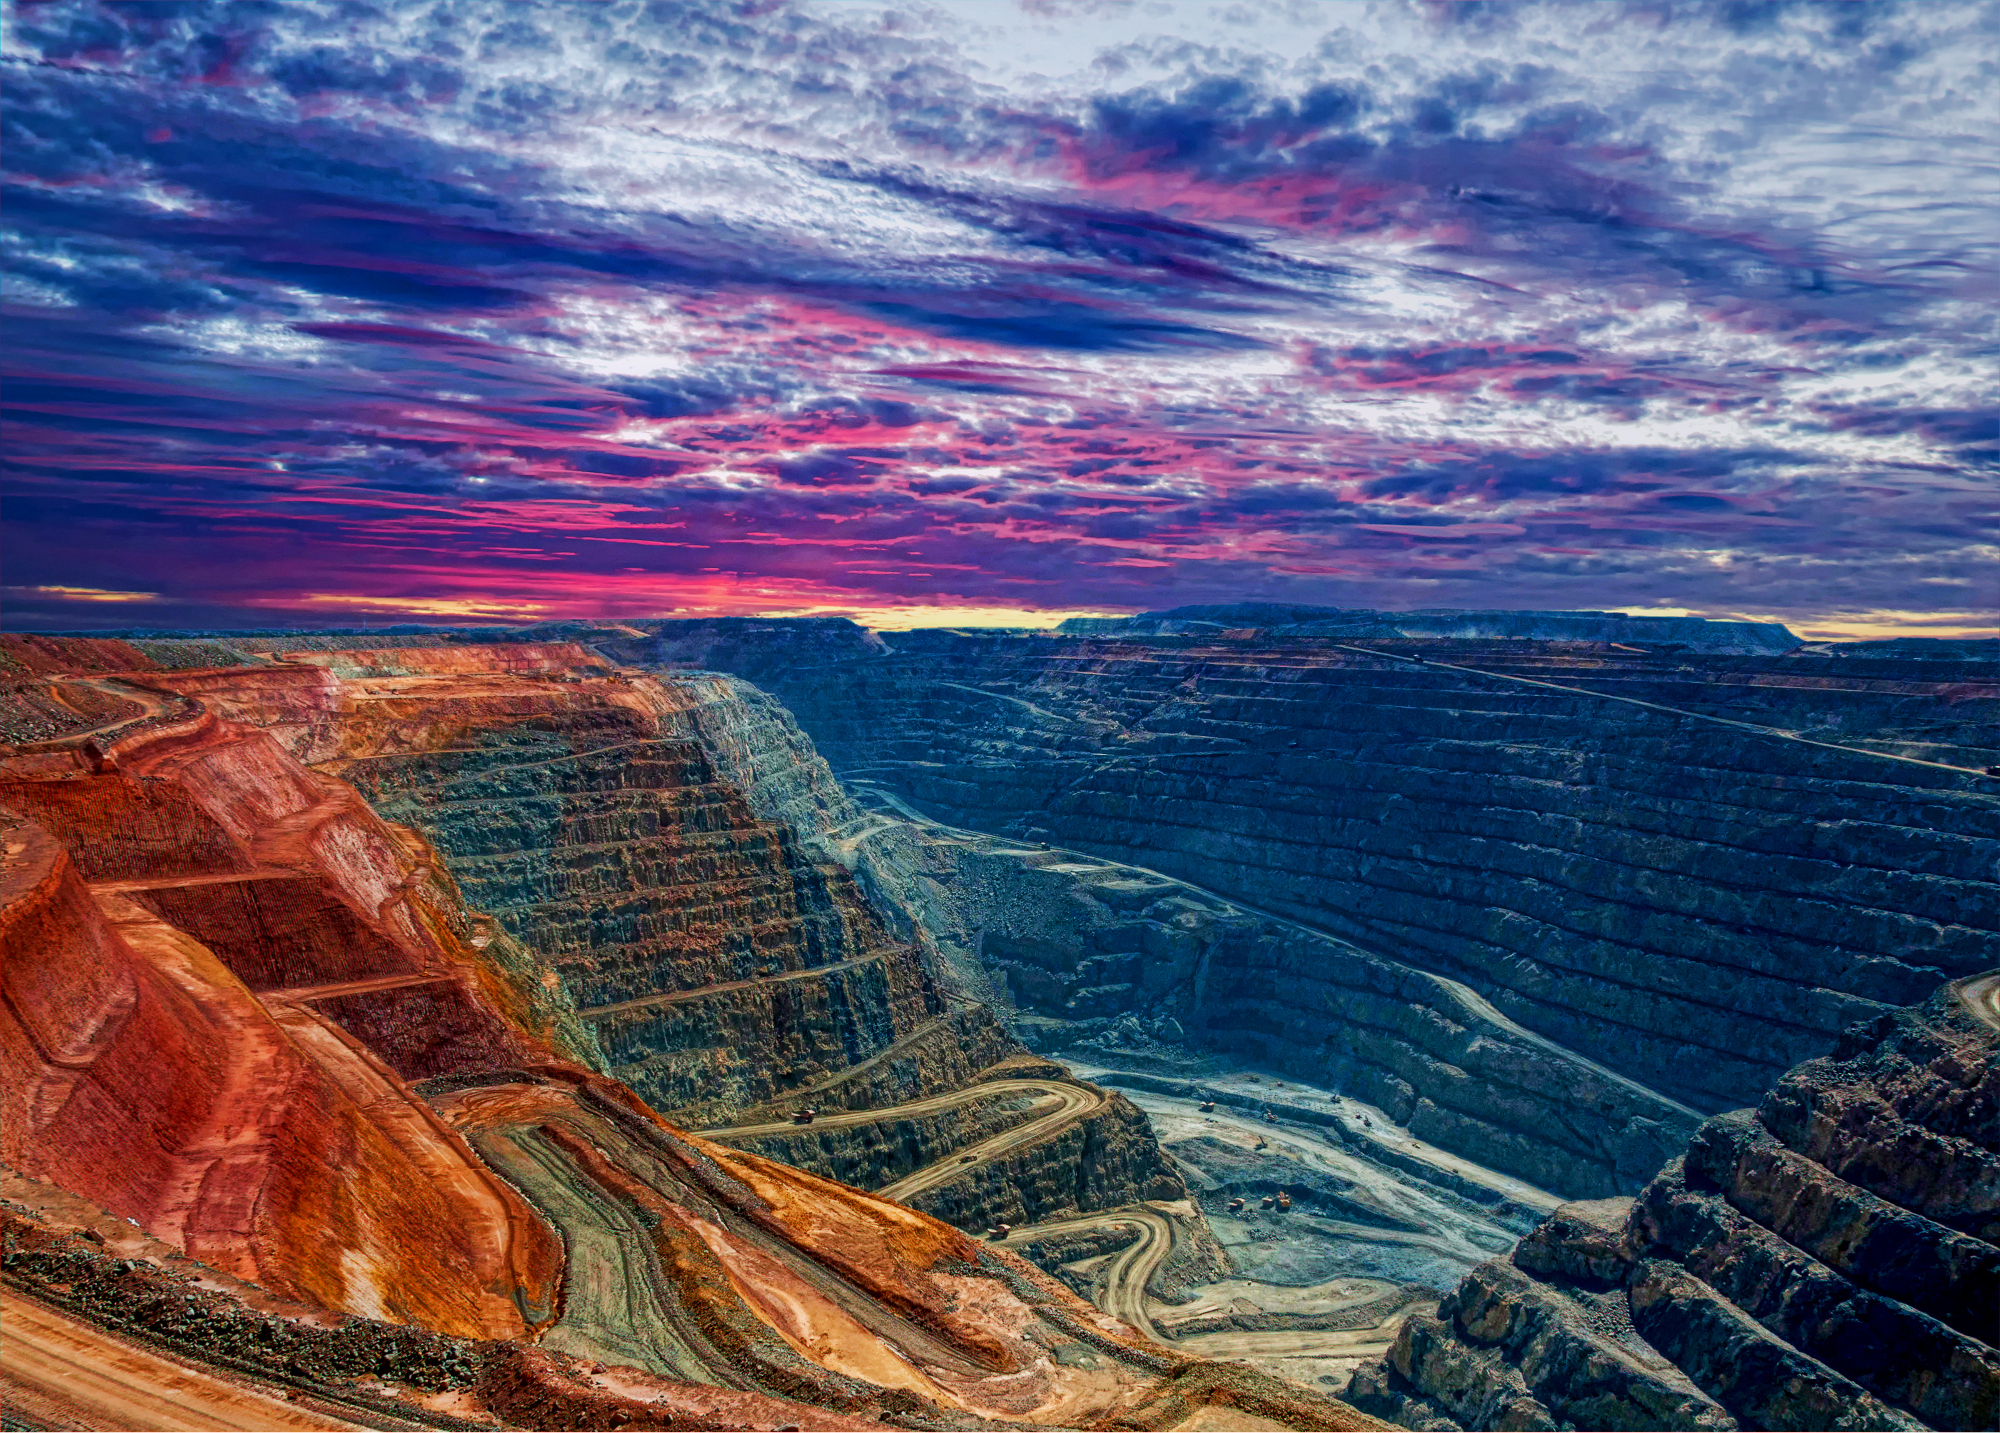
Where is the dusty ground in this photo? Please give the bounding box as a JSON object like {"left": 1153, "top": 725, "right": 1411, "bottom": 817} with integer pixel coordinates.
{"left": 0, "top": 1289, "right": 365, "bottom": 1432}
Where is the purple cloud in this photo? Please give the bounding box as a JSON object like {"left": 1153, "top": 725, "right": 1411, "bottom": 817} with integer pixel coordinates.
{"left": 1, "top": 0, "right": 1993, "bottom": 637}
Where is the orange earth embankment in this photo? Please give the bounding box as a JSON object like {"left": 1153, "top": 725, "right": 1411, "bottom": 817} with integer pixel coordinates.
{"left": 0, "top": 700, "right": 565, "bottom": 1342}
{"left": 0, "top": 640, "right": 1381, "bottom": 1431}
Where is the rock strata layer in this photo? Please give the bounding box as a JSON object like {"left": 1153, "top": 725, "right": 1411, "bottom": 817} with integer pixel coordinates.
{"left": 1341, "top": 981, "right": 2000, "bottom": 1431}
{"left": 147, "top": 646, "right": 1195, "bottom": 1223}
{"left": 625, "top": 623, "right": 1997, "bottom": 1118}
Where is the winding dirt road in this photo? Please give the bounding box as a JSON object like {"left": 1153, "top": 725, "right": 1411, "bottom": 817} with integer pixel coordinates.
{"left": 1953, "top": 970, "right": 1999, "bottom": 1029}
{"left": 697, "top": 1076, "right": 1107, "bottom": 1206}
{"left": 701, "top": 1073, "right": 1194, "bottom": 1340}
{"left": 997, "top": 1204, "right": 1179, "bottom": 1342}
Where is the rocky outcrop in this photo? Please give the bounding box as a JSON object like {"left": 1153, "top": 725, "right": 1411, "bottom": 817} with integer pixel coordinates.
{"left": 1341, "top": 982, "right": 2000, "bottom": 1430}
{"left": 638, "top": 623, "right": 1997, "bottom": 1121}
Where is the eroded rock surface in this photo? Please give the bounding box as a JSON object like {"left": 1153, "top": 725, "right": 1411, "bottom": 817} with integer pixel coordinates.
{"left": 1341, "top": 983, "right": 2000, "bottom": 1431}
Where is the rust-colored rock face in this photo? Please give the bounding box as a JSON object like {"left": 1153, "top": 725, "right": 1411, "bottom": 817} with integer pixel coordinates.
{"left": 0, "top": 688, "right": 565, "bottom": 1343}
{"left": 0, "top": 639, "right": 1375, "bottom": 1431}
{"left": 164, "top": 648, "right": 960, "bottom": 1124}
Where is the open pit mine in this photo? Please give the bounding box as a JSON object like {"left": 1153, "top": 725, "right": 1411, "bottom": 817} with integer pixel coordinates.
{"left": 0, "top": 608, "right": 1992, "bottom": 1433}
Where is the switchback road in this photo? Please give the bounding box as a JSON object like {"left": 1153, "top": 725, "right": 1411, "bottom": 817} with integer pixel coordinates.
{"left": 697, "top": 1076, "right": 1108, "bottom": 1207}
{"left": 996, "top": 1203, "right": 1180, "bottom": 1342}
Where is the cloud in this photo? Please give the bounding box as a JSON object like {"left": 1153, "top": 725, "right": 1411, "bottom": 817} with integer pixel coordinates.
{"left": 0, "top": 0, "right": 1992, "bottom": 633}
{"left": 18, "top": 585, "right": 158, "bottom": 602}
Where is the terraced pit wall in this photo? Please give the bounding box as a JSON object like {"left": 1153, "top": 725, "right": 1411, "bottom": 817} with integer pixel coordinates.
{"left": 163, "top": 650, "right": 1187, "bottom": 1224}
{"left": 0, "top": 639, "right": 1384, "bottom": 1432}
{"left": 187, "top": 651, "right": 969, "bottom": 1127}
{"left": 624, "top": 624, "right": 1997, "bottom": 1123}
{"left": 835, "top": 810, "right": 1697, "bottom": 1198}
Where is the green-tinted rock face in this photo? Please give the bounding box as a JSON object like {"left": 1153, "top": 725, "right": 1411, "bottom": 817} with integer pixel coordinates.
{"left": 329, "top": 681, "right": 955, "bottom": 1125}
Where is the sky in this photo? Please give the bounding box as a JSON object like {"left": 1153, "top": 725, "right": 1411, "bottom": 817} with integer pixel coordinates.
{"left": 2, "top": 0, "right": 1994, "bottom": 637}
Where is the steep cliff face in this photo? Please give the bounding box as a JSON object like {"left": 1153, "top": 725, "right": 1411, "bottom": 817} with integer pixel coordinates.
{"left": 0, "top": 640, "right": 1381, "bottom": 1432}
{"left": 632, "top": 625, "right": 1996, "bottom": 1122}
{"left": 0, "top": 706, "right": 565, "bottom": 1341}
{"left": 830, "top": 792, "right": 1699, "bottom": 1200}
{"left": 161, "top": 650, "right": 954, "bottom": 1126}
{"left": 1341, "top": 980, "right": 1999, "bottom": 1431}
{"left": 159, "top": 648, "right": 1190, "bottom": 1227}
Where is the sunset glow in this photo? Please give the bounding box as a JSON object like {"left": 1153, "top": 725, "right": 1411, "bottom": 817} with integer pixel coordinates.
{"left": 3, "top": 1, "right": 1993, "bottom": 633}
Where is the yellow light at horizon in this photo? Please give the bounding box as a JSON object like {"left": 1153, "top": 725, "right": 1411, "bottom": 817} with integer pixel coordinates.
{"left": 289, "top": 593, "right": 553, "bottom": 620}
{"left": 1786, "top": 610, "right": 1998, "bottom": 642}
{"left": 29, "top": 585, "right": 159, "bottom": 603}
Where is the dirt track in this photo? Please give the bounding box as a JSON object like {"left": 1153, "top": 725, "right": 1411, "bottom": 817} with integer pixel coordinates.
{"left": 0, "top": 1288, "right": 362, "bottom": 1432}
{"left": 697, "top": 1076, "right": 1107, "bottom": 1206}
{"left": 998, "top": 1203, "right": 1179, "bottom": 1341}
{"left": 1954, "top": 970, "right": 1999, "bottom": 1029}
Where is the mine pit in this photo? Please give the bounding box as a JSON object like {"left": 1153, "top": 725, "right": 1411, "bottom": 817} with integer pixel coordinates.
{"left": 1, "top": 624, "right": 1992, "bottom": 1432}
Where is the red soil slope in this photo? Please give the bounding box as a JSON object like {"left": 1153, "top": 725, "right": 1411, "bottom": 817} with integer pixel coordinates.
{"left": 0, "top": 700, "right": 564, "bottom": 1342}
